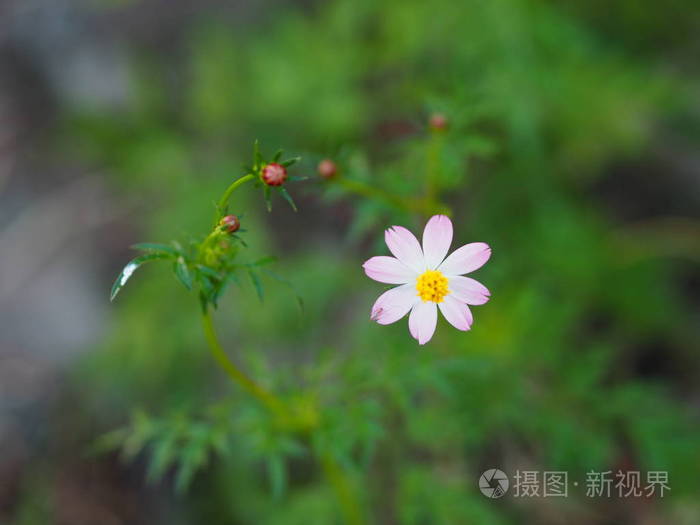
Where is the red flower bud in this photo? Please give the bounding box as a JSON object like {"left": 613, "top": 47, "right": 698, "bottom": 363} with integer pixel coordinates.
{"left": 429, "top": 113, "right": 448, "bottom": 131}
{"left": 219, "top": 214, "right": 240, "bottom": 233}
{"left": 317, "top": 159, "right": 337, "bottom": 180}
{"left": 261, "top": 163, "right": 287, "bottom": 186}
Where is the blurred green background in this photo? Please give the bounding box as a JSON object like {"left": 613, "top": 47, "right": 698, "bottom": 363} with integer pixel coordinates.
{"left": 0, "top": 0, "right": 699, "bottom": 523}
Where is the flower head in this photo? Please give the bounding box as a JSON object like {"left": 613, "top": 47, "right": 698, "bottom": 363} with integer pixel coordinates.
{"left": 429, "top": 113, "right": 448, "bottom": 131}
{"left": 317, "top": 159, "right": 337, "bottom": 180}
{"left": 261, "top": 162, "right": 287, "bottom": 186}
{"left": 219, "top": 214, "right": 241, "bottom": 233}
{"left": 363, "top": 215, "right": 491, "bottom": 345}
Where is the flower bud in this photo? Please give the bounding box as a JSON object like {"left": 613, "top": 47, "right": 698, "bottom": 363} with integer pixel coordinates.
{"left": 261, "top": 162, "right": 287, "bottom": 186}
{"left": 219, "top": 214, "right": 240, "bottom": 233}
{"left": 429, "top": 113, "right": 448, "bottom": 131}
{"left": 317, "top": 159, "right": 337, "bottom": 180}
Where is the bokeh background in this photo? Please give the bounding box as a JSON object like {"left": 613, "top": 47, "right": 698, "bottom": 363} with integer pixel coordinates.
{"left": 1, "top": 0, "right": 699, "bottom": 523}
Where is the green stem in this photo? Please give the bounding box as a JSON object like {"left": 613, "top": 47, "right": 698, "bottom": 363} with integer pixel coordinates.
{"left": 202, "top": 310, "right": 364, "bottom": 523}
{"left": 201, "top": 309, "right": 283, "bottom": 414}
{"left": 425, "top": 129, "right": 445, "bottom": 204}
{"left": 214, "top": 173, "right": 256, "bottom": 225}
{"left": 336, "top": 175, "right": 447, "bottom": 216}
{"left": 321, "top": 453, "right": 364, "bottom": 525}
{"left": 203, "top": 169, "right": 363, "bottom": 522}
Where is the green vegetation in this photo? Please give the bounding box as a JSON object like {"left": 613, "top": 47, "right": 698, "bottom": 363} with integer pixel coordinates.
{"left": 17, "top": 0, "right": 699, "bottom": 523}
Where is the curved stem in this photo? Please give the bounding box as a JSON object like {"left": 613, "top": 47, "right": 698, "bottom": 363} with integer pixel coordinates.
{"left": 201, "top": 309, "right": 283, "bottom": 414}
{"left": 201, "top": 309, "right": 364, "bottom": 524}
{"left": 202, "top": 310, "right": 366, "bottom": 523}
{"left": 202, "top": 165, "right": 364, "bottom": 522}
{"left": 214, "top": 173, "right": 256, "bottom": 225}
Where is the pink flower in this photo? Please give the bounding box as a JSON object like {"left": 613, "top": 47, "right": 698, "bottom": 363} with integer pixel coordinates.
{"left": 363, "top": 215, "right": 491, "bottom": 345}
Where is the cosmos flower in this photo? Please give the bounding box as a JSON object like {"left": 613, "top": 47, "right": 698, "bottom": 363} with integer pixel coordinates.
{"left": 363, "top": 215, "right": 491, "bottom": 345}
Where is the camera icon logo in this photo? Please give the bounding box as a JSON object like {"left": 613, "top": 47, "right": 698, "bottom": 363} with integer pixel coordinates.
{"left": 479, "top": 468, "right": 509, "bottom": 498}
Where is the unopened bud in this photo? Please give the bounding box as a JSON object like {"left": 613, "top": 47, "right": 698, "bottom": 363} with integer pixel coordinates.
{"left": 220, "top": 214, "right": 240, "bottom": 233}
{"left": 261, "top": 163, "right": 287, "bottom": 186}
{"left": 317, "top": 159, "right": 337, "bottom": 179}
{"left": 429, "top": 113, "right": 448, "bottom": 131}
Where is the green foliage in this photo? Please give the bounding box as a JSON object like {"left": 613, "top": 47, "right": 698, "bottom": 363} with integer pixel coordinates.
{"left": 109, "top": 142, "right": 302, "bottom": 313}
{"left": 65, "top": 0, "right": 700, "bottom": 523}
{"left": 110, "top": 252, "right": 175, "bottom": 301}
{"left": 96, "top": 407, "right": 235, "bottom": 492}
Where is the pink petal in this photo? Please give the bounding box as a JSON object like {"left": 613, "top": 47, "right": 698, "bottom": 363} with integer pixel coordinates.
{"left": 448, "top": 276, "right": 491, "bottom": 305}
{"left": 438, "top": 296, "right": 473, "bottom": 331}
{"left": 363, "top": 256, "right": 415, "bottom": 284}
{"left": 438, "top": 243, "right": 491, "bottom": 276}
{"left": 370, "top": 284, "right": 419, "bottom": 325}
{"left": 408, "top": 301, "right": 438, "bottom": 345}
{"left": 385, "top": 226, "right": 425, "bottom": 273}
{"left": 422, "top": 214, "right": 453, "bottom": 269}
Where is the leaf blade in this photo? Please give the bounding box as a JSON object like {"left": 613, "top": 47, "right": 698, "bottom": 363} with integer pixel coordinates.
{"left": 174, "top": 257, "right": 193, "bottom": 291}
{"left": 280, "top": 156, "right": 301, "bottom": 167}
{"left": 248, "top": 270, "right": 264, "bottom": 302}
{"left": 250, "top": 255, "right": 278, "bottom": 267}
{"left": 110, "top": 253, "right": 171, "bottom": 301}
{"left": 131, "top": 243, "right": 180, "bottom": 257}
{"left": 279, "top": 187, "right": 297, "bottom": 212}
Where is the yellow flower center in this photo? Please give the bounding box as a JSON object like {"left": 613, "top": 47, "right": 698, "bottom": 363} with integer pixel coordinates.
{"left": 416, "top": 269, "right": 449, "bottom": 303}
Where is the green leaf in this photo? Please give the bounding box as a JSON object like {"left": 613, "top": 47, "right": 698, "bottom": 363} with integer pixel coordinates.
{"left": 198, "top": 278, "right": 215, "bottom": 300}
{"left": 248, "top": 270, "right": 264, "bottom": 302}
{"left": 121, "top": 410, "right": 156, "bottom": 461}
{"left": 204, "top": 270, "right": 232, "bottom": 309}
{"left": 174, "top": 257, "right": 193, "bottom": 291}
{"left": 280, "top": 156, "right": 301, "bottom": 167}
{"left": 147, "top": 431, "right": 180, "bottom": 483}
{"left": 175, "top": 427, "right": 210, "bottom": 493}
{"left": 253, "top": 139, "right": 262, "bottom": 166}
{"left": 198, "top": 290, "right": 209, "bottom": 313}
{"left": 131, "top": 243, "right": 180, "bottom": 257}
{"left": 279, "top": 187, "right": 297, "bottom": 212}
{"left": 89, "top": 428, "right": 128, "bottom": 456}
{"left": 264, "top": 185, "right": 272, "bottom": 212}
{"left": 196, "top": 264, "right": 223, "bottom": 281}
{"left": 208, "top": 427, "right": 231, "bottom": 457}
{"left": 209, "top": 272, "right": 240, "bottom": 307}
{"left": 267, "top": 455, "right": 287, "bottom": 500}
{"left": 250, "top": 255, "right": 278, "bottom": 267}
{"left": 262, "top": 268, "right": 304, "bottom": 313}
{"left": 110, "top": 253, "right": 171, "bottom": 301}
{"left": 232, "top": 234, "right": 248, "bottom": 247}
{"left": 272, "top": 149, "right": 283, "bottom": 162}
